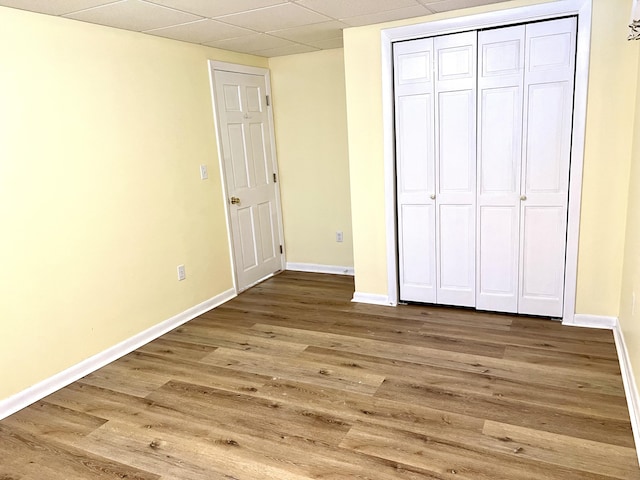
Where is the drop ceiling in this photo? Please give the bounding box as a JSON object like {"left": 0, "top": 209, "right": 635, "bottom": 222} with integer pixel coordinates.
{"left": 0, "top": 0, "right": 511, "bottom": 57}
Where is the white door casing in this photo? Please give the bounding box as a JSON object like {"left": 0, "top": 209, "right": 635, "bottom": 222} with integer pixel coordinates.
{"left": 381, "top": 0, "right": 591, "bottom": 323}
{"left": 476, "top": 25, "right": 525, "bottom": 313}
{"left": 210, "top": 64, "right": 284, "bottom": 292}
{"left": 518, "top": 17, "right": 577, "bottom": 317}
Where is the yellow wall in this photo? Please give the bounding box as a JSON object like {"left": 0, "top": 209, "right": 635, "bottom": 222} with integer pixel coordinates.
{"left": 0, "top": 7, "right": 267, "bottom": 400}
{"left": 579, "top": 0, "right": 639, "bottom": 315}
{"left": 619, "top": 44, "right": 640, "bottom": 386}
{"left": 269, "top": 49, "right": 354, "bottom": 268}
{"left": 343, "top": 0, "right": 638, "bottom": 316}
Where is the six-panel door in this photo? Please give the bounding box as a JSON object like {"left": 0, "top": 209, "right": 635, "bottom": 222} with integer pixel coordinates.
{"left": 214, "top": 70, "right": 282, "bottom": 291}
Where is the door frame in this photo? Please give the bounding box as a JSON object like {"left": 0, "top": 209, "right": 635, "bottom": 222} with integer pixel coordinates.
{"left": 381, "top": 0, "right": 592, "bottom": 323}
{"left": 208, "top": 60, "right": 286, "bottom": 293}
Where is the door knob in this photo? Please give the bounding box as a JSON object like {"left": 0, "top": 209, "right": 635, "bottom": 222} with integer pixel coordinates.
{"left": 520, "top": 195, "right": 527, "bottom": 201}
{"left": 430, "top": 193, "right": 436, "bottom": 200}
{"left": 230, "top": 196, "right": 241, "bottom": 204}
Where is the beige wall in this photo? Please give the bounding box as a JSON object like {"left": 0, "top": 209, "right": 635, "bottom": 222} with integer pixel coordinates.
{"left": 269, "top": 49, "right": 354, "bottom": 269}
{"left": 343, "top": 0, "right": 639, "bottom": 315}
{"left": 0, "top": 7, "right": 267, "bottom": 400}
{"left": 579, "top": 0, "right": 639, "bottom": 315}
{"left": 619, "top": 45, "right": 640, "bottom": 387}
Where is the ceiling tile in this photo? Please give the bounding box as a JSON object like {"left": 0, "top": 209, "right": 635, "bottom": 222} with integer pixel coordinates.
{"left": 297, "top": 0, "right": 420, "bottom": 19}
{"left": 145, "top": 19, "right": 254, "bottom": 43}
{"left": 217, "top": 3, "right": 330, "bottom": 32}
{"left": 0, "top": 0, "right": 119, "bottom": 15}
{"left": 305, "top": 36, "right": 344, "bottom": 49}
{"left": 63, "top": 0, "right": 202, "bottom": 32}
{"left": 252, "top": 43, "right": 319, "bottom": 57}
{"left": 204, "top": 34, "right": 294, "bottom": 54}
{"left": 268, "top": 20, "right": 346, "bottom": 43}
{"left": 426, "top": 0, "right": 511, "bottom": 13}
{"left": 145, "top": 0, "right": 287, "bottom": 18}
{"left": 341, "top": 5, "right": 431, "bottom": 27}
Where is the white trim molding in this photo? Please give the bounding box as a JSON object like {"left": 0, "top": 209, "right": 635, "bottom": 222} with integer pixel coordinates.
{"left": 569, "top": 314, "right": 618, "bottom": 329}
{"left": 613, "top": 319, "right": 640, "bottom": 464}
{"left": 380, "top": 0, "right": 592, "bottom": 318}
{"left": 286, "top": 262, "right": 354, "bottom": 276}
{"left": 0, "top": 288, "right": 236, "bottom": 421}
{"left": 352, "top": 292, "right": 394, "bottom": 306}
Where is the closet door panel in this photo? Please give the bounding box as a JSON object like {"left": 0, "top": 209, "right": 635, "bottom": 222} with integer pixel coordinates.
{"left": 438, "top": 204, "right": 475, "bottom": 306}
{"left": 435, "top": 31, "right": 477, "bottom": 307}
{"left": 394, "top": 38, "right": 437, "bottom": 303}
{"left": 478, "top": 205, "right": 519, "bottom": 306}
{"left": 439, "top": 90, "right": 475, "bottom": 194}
{"left": 525, "top": 82, "right": 570, "bottom": 193}
{"left": 519, "top": 18, "right": 576, "bottom": 317}
{"left": 399, "top": 205, "right": 436, "bottom": 301}
{"left": 476, "top": 25, "right": 524, "bottom": 313}
{"left": 520, "top": 206, "right": 566, "bottom": 315}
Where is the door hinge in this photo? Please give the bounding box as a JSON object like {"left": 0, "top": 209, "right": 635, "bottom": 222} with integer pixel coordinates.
{"left": 273, "top": 172, "right": 277, "bottom": 183}
{"left": 279, "top": 245, "right": 283, "bottom": 254}
{"left": 266, "top": 95, "right": 270, "bottom": 106}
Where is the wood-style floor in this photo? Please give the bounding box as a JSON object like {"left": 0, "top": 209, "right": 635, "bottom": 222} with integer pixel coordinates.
{"left": 1, "top": 271, "right": 639, "bottom": 479}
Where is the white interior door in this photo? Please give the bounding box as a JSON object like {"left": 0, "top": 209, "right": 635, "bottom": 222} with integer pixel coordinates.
{"left": 518, "top": 18, "right": 576, "bottom": 317}
{"left": 434, "top": 31, "right": 477, "bottom": 307}
{"left": 394, "top": 38, "right": 437, "bottom": 303}
{"left": 476, "top": 25, "right": 525, "bottom": 313}
{"left": 213, "top": 69, "right": 283, "bottom": 291}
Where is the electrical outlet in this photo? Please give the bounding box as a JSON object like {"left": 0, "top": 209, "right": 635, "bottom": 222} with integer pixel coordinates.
{"left": 177, "top": 264, "right": 186, "bottom": 281}
{"left": 336, "top": 231, "right": 343, "bottom": 243}
{"left": 199, "top": 164, "right": 208, "bottom": 180}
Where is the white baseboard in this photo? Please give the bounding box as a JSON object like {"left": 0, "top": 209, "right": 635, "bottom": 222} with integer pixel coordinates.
{"left": 352, "top": 291, "right": 394, "bottom": 306}
{"left": 286, "top": 262, "right": 354, "bottom": 276}
{"left": 569, "top": 314, "right": 618, "bottom": 329}
{"left": 613, "top": 319, "right": 640, "bottom": 464}
{"left": 0, "top": 288, "right": 236, "bottom": 421}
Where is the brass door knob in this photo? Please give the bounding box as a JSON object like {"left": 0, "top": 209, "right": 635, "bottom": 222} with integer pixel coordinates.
{"left": 230, "top": 197, "right": 240, "bottom": 204}
{"left": 520, "top": 195, "right": 527, "bottom": 201}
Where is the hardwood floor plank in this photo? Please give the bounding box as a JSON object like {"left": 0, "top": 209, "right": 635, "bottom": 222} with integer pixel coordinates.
{"left": 0, "top": 401, "right": 106, "bottom": 444}
{"left": 300, "top": 346, "right": 631, "bottom": 420}
{"left": 0, "top": 424, "right": 160, "bottom": 480}
{"left": 250, "top": 323, "right": 625, "bottom": 396}
{"left": 1, "top": 271, "right": 637, "bottom": 479}
{"left": 135, "top": 337, "right": 218, "bottom": 362}
{"left": 201, "top": 347, "right": 386, "bottom": 395}
{"left": 503, "top": 344, "right": 622, "bottom": 375}
{"left": 481, "top": 420, "right": 639, "bottom": 479}
{"left": 375, "top": 376, "right": 635, "bottom": 447}
{"left": 340, "top": 424, "right": 624, "bottom": 480}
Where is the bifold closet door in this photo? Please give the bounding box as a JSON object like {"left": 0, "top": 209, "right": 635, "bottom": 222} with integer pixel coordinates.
{"left": 395, "top": 38, "right": 437, "bottom": 303}
{"left": 395, "top": 32, "right": 477, "bottom": 306}
{"left": 434, "top": 31, "right": 477, "bottom": 308}
{"left": 518, "top": 18, "right": 576, "bottom": 317}
{"left": 395, "top": 18, "right": 575, "bottom": 316}
{"left": 476, "top": 25, "right": 525, "bottom": 313}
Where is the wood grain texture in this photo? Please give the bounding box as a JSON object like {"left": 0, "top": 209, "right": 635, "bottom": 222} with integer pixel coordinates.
{"left": 1, "top": 271, "right": 638, "bottom": 479}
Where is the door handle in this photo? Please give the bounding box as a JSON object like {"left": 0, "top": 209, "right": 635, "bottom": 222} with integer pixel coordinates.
{"left": 230, "top": 196, "right": 241, "bottom": 204}
{"left": 430, "top": 193, "right": 436, "bottom": 200}
{"left": 520, "top": 195, "right": 527, "bottom": 201}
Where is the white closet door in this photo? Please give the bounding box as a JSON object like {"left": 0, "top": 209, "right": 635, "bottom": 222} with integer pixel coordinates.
{"left": 394, "top": 38, "right": 437, "bottom": 303}
{"left": 476, "top": 25, "right": 525, "bottom": 313}
{"left": 519, "top": 18, "right": 576, "bottom": 317}
{"left": 435, "top": 31, "right": 477, "bottom": 307}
